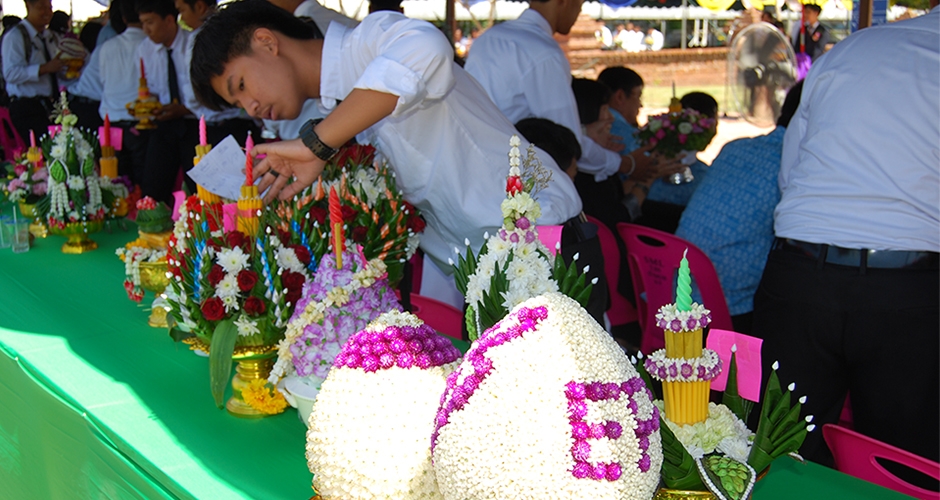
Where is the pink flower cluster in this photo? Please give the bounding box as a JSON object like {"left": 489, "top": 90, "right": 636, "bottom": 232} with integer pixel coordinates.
{"left": 137, "top": 196, "right": 158, "bottom": 211}
{"left": 656, "top": 313, "right": 712, "bottom": 332}
{"left": 333, "top": 322, "right": 461, "bottom": 373}
{"left": 644, "top": 354, "right": 722, "bottom": 382}
{"left": 431, "top": 306, "right": 549, "bottom": 451}
{"left": 565, "top": 376, "right": 660, "bottom": 480}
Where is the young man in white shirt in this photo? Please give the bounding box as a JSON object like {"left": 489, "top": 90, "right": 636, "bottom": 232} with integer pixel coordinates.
{"left": 67, "top": 42, "right": 103, "bottom": 130}
{"left": 136, "top": 0, "right": 190, "bottom": 204}
{"left": 98, "top": 0, "right": 148, "bottom": 184}
{"left": 189, "top": 1, "right": 592, "bottom": 313}
{"left": 175, "top": 0, "right": 258, "bottom": 192}
{"left": 1, "top": 0, "right": 66, "bottom": 143}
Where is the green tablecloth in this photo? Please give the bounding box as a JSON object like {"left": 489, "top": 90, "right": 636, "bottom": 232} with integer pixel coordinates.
{"left": 0, "top": 223, "right": 910, "bottom": 499}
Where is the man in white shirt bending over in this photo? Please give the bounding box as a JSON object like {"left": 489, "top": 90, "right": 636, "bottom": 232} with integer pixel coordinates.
{"left": 263, "top": 0, "right": 358, "bottom": 140}
{"left": 98, "top": 0, "right": 149, "bottom": 184}
{"left": 189, "top": 1, "right": 586, "bottom": 310}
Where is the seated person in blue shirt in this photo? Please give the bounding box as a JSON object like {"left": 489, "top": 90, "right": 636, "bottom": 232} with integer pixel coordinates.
{"left": 674, "top": 82, "right": 803, "bottom": 335}
{"left": 596, "top": 66, "right": 642, "bottom": 155}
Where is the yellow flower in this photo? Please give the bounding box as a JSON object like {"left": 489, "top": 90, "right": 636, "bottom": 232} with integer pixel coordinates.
{"left": 242, "top": 379, "right": 288, "bottom": 415}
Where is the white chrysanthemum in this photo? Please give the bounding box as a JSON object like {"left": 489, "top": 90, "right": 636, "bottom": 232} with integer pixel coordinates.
{"left": 215, "top": 273, "right": 239, "bottom": 298}
{"left": 221, "top": 294, "right": 239, "bottom": 312}
{"left": 677, "top": 122, "right": 694, "bottom": 135}
{"left": 275, "top": 247, "right": 305, "bottom": 274}
{"left": 656, "top": 401, "right": 754, "bottom": 462}
{"left": 66, "top": 175, "right": 85, "bottom": 190}
{"left": 50, "top": 144, "right": 65, "bottom": 159}
{"left": 432, "top": 293, "right": 662, "bottom": 500}
{"left": 234, "top": 315, "right": 260, "bottom": 336}
{"left": 217, "top": 246, "right": 249, "bottom": 274}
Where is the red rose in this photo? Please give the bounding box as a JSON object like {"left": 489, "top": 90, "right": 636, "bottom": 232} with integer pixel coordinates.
{"left": 243, "top": 296, "right": 266, "bottom": 316}
{"left": 226, "top": 231, "right": 249, "bottom": 251}
{"left": 207, "top": 264, "right": 225, "bottom": 286}
{"left": 282, "top": 270, "right": 305, "bottom": 290}
{"left": 407, "top": 215, "right": 426, "bottom": 234}
{"left": 351, "top": 226, "right": 368, "bottom": 243}
{"left": 237, "top": 269, "right": 258, "bottom": 292}
{"left": 285, "top": 289, "right": 302, "bottom": 306}
{"left": 277, "top": 229, "right": 292, "bottom": 245}
{"left": 200, "top": 297, "right": 226, "bottom": 321}
{"left": 340, "top": 205, "right": 357, "bottom": 223}
{"left": 185, "top": 195, "right": 201, "bottom": 213}
{"left": 309, "top": 206, "right": 327, "bottom": 225}
{"left": 290, "top": 244, "right": 311, "bottom": 266}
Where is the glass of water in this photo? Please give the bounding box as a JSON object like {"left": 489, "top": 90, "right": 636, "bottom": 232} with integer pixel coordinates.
{"left": 12, "top": 221, "right": 29, "bottom": 253}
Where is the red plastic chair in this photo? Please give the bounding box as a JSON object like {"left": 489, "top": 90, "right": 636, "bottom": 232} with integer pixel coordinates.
{"left": 823, "top": 424, "right": 940, "bottom": 499}
{"left": 0, "top": 107, "right": 25, "bottom": 161}
{"left": 615, "top": 223, "right": 733, "bottom": 354}
{"left": 585, "top": 215, "right": 637, "bottom": 327}
{"left": 408, "top": 293, "right": 463, "bottom": 340}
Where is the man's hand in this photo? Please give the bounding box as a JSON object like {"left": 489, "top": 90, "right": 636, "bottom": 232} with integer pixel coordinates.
{"left": 585, "top": 115, "right": 625, "bottom": 153}
{"left": 252, "top": 138, "right": 325, "bottom": 203}
{"left": 39, "top": 55, "right": 66, "bottom": 75}
{"left": 620, "top": 144, "right": 686, "bottom": 182}
{"left": 154, "top": 102, "right": 192, "bottom": 121}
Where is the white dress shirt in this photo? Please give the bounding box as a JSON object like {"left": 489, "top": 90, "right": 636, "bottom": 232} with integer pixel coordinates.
{"left": 69, "top": 44, "right": 102, "bottom": 100}
{"left": 98, "top": 27, "right": 147, "bottom": 121}
{"left": 465, "top": 9, "right": 621, "bottom": 181}
{"left": 1, "top": 20, "right": 62, "bottom": 98}
{"left": 776, "top": 8, "right": 939, "bottom": 252}
{"left": 321, "top": 12, "right": 582, "bottom": 266}
{"left": 183, "top": 26, "right": 241, "bottom": 122}
{"left": 134, "top": 28, "right": 189, "bottom": 106}
{"left": 261, "top": 3, "right": 358, "bottom": 139}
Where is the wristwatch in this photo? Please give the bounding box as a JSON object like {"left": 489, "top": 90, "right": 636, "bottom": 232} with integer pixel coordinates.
{"left": 299, "top": 119, "right": 338, "bottom": 162}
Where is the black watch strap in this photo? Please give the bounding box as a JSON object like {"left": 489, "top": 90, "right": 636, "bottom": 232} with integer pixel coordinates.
{"left": 300, "top": 119, "right": 338, "bottom": 162}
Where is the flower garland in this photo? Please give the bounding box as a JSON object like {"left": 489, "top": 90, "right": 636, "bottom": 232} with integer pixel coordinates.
{"left": 268, "top": 255, "right": 389, "bottom": 385}
{"left": 644, "top": 348, "right": 722, "bottom": 383}
{"left": 305, "top": 310, "right": 459, "bottom": 499}
{"left": 241, "top": 379, "right": 289, "bottom": 415}
{"left": 655, "top": 303, "right": 712, "bottom": 333}
{"left": 116, "top": 246, "right": 167, "bottom": 303}
{"left": 431, "top": 292, "right": 662, "bottom": 499}
{"left": 655, "top": 401, "right": 754, "bottom": 462}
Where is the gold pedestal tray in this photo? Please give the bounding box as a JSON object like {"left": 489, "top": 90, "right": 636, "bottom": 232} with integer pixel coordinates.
{"left": 18, "top": 202, "right": 48, "bottom": 239}
{"left": 49, "top": 220, "right": 104, "bottom": 254}
{"left": 183, "top": 337, "right": 279, "bottom": 418}
{"left": 138, "top": 260, "right": 170, "bottom": 293}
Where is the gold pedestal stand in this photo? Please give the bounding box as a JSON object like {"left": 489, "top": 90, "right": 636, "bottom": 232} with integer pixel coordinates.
{"left": 50, "top": 221, "right": 104, "bottom": 254}
{"left": 18, "top": 202, "right": 48, "bottom": 238}
{"left": 226, "top": 358, "right": 275, "bottom": 418}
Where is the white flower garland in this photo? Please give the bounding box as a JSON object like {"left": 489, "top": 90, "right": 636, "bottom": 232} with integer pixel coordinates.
{"left": 655, "top": 303, "right": 712, "bottom": 333}
{"left": 115, "top": 246, "right": 168, "bottom": 289}
{"left": 645, "top": 348, "right": 722, "bottom": 383}
{"left": 268, "top": 258, "right": 387, "bottom": 385}
{"left": 655, "top": 401, "right": 754, "bottom": 463}
{"left": 432, "top": 292, "right": 662, "bottom": 500}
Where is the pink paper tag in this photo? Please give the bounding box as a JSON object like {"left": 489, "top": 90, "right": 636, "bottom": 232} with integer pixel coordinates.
{"left": 98, "top": 127, "right": 124, "bottom": 151}
{"left": 47, "top": 125, "right": 62, "bottom": 137}
{"left": 222, "top": 203, "right": 238, "bottom": 233}
{"left": 537, "top": 225, "right": 563, "bottom": 255}
{"left": 171, "top": 191, "right": 185, "bottom": 221}
{"left": 706, "top": 329, "right": 763, "bottom": 402}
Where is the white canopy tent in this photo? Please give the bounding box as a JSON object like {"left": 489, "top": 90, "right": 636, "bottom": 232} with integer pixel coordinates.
{"left": 1, "top": 0, "right": 108, "bottom": 21}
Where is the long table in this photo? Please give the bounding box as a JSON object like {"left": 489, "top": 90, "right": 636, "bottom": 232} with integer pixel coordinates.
{"left": 0, "top": 221, "right": 910, "bottom": 499}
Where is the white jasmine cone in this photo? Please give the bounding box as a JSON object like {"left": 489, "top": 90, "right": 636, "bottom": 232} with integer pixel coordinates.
{"left": 306, "top": 311, "right": 462, "bottom": 499}
{"left": 431, "top": 292, "right": 662, "bottom": 499}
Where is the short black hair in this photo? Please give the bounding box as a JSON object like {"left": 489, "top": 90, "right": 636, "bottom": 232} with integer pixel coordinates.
{"left": 597, "top": 66, "right": 643, "bottom": 96}
{"left": 571, "top": 77, "right": 611, "bottom": 125}
{"left": 191, "top": 0, "right": 319, "bottom": 111}
{"left": 119, "top": 0, "right": 138, "bottom": 25}
{"left": 680, "top": 91, "right": 718, "bottom": 119}
{"left": 515, "top": 118, "right": 581, "bottom": 170}
{"left": 803, "top": 3, "right": 821, "bottom": 14}
{"left": 49, "top": 11, "right": 70, "bottom": 34}
{"left": 777, "top": 80, "right": 803, "bottom": 128}
{"left": 1, "top": 15, "right": 21, "bottom": 32}
{"left": 79, "top": 20, "right": 103, "bottom": 51}
{"left": 180, "top": 0, "right": 217, "bottom": 11}
{"left": 137, "top": 0, "right": 178, "bottom": 19}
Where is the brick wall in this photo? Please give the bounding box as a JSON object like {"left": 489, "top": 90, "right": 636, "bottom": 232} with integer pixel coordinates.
{"left": 568, "top": 48, "right": 730, "bottom": 87}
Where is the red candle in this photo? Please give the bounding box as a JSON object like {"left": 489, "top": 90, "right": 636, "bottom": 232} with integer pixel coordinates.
{"left": 103, "top": 114, "right": 111, "bottom": 148}
{"left": 139, "top": 58, "right": 146, "bottom": 80}
{"left": 29, "top": 130, "right": 35, "bottom": 148}
{"left": 199, "top": 115, "right": 207, "bottom": 146}
{"left": 329, "top": 186, "right": 345, "bottom": 267}
{"left": 244, "top": 132, "right": 254, "bottom": 186}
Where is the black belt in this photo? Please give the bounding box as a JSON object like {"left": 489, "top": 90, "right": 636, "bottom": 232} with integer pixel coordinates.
{"left": 68, "top": 94, "right": 99, "bottom": 105}
{"left": 10, "top": 95, "right": 52, "bottom": 103}
{"left": 773, "top": 238, "right": 939, "bottom": 270}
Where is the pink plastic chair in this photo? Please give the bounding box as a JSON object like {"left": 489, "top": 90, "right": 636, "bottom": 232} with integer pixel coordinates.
{"left": 408, "top": 293, "right": 463, "bottom": 340}
{"left": 615, "top": 223, "right": 733, "bottom": 354}
{"left": 585, "top": 215, "right": 637, "bottom": 327}
{"left": 823, "top": 424, "right": 940, "bottom": 499}
{"left": 0, "top": 107, "right": 25, "bottom": 161}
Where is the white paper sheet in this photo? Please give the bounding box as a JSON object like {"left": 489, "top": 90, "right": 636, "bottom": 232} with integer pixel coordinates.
{"left": 186, "top": 135, "right": 246, "bottom": 200}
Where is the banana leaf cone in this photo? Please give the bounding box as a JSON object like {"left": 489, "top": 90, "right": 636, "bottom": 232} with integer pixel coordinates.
{"left": 696, "top": 455, "right": 756, "bottom": 500}
{"left": 659, "top": 416, "right": 706, "bottom": 491}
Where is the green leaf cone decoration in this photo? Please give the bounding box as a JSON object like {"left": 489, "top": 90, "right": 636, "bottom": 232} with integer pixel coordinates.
{"left": 208, "top": 319, "right": 239, "bottom": 409}
{"left": 49, "top": 160, "right": 66, "bottom": 182}
{"left": 747, "top": 366, "right": 810, "bottom": 473}
{"left": 81, "top": 155, "right": 95, "bottom": 177}
{"left": 65, "top": 136, "right": 79, "bottom": 174}
{"left": 697, "top": 455, "right": 756, "bottom": 500}
{"left": 721, "top": 350, "right": 754, "bottom": 423}
{"left": 659, "top": 416, "right": 706, "bottom": 491}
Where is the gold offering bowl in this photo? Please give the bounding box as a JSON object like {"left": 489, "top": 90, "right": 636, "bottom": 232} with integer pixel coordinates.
{"left": 138, "top": 260, "right": 170, "bottom": 294}
{"left": 64, "top": 57, "right": 84, "bottom": 79}
{"left": 127, "top": 98, "right": 161, "bottom": 130}
{"left": 48, "top": 220, "right": 104, "bottom": 254}
{"left": 18, "top": 201, "right": 48, "bottom": 238}
{"left": 183, "top": 336, "right": 279, "bottom": 418}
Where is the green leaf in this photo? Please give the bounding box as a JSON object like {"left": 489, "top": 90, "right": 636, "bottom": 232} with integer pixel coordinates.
{"left": 208, "top": 319, "right": 239, "bottom": 409}
{"left": 660, "top": 416, "right": 706, "bottom": 490}
{"left": 721, "top": 351, "right": 753, "bottom": 423}
{"left": 697, "top": 455, "right": 755, "bottom": 500}
{"left": 465, "top": 306, "right": 478, "bottom": 342}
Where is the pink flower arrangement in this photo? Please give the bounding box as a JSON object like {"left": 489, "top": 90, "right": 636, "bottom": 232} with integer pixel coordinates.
{"left": 1, "top": 155, "right": 48, "bottom": 204}
{"left": 636, "top": 109, "right": 717, "bottom": 158}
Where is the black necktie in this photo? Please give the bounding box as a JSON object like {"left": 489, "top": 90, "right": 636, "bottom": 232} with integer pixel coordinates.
{"left": 38, "top": 33, "right": 59, "bottom": 97}
{"left": 166, "top": 48, "right": 180, "bottom": 103}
